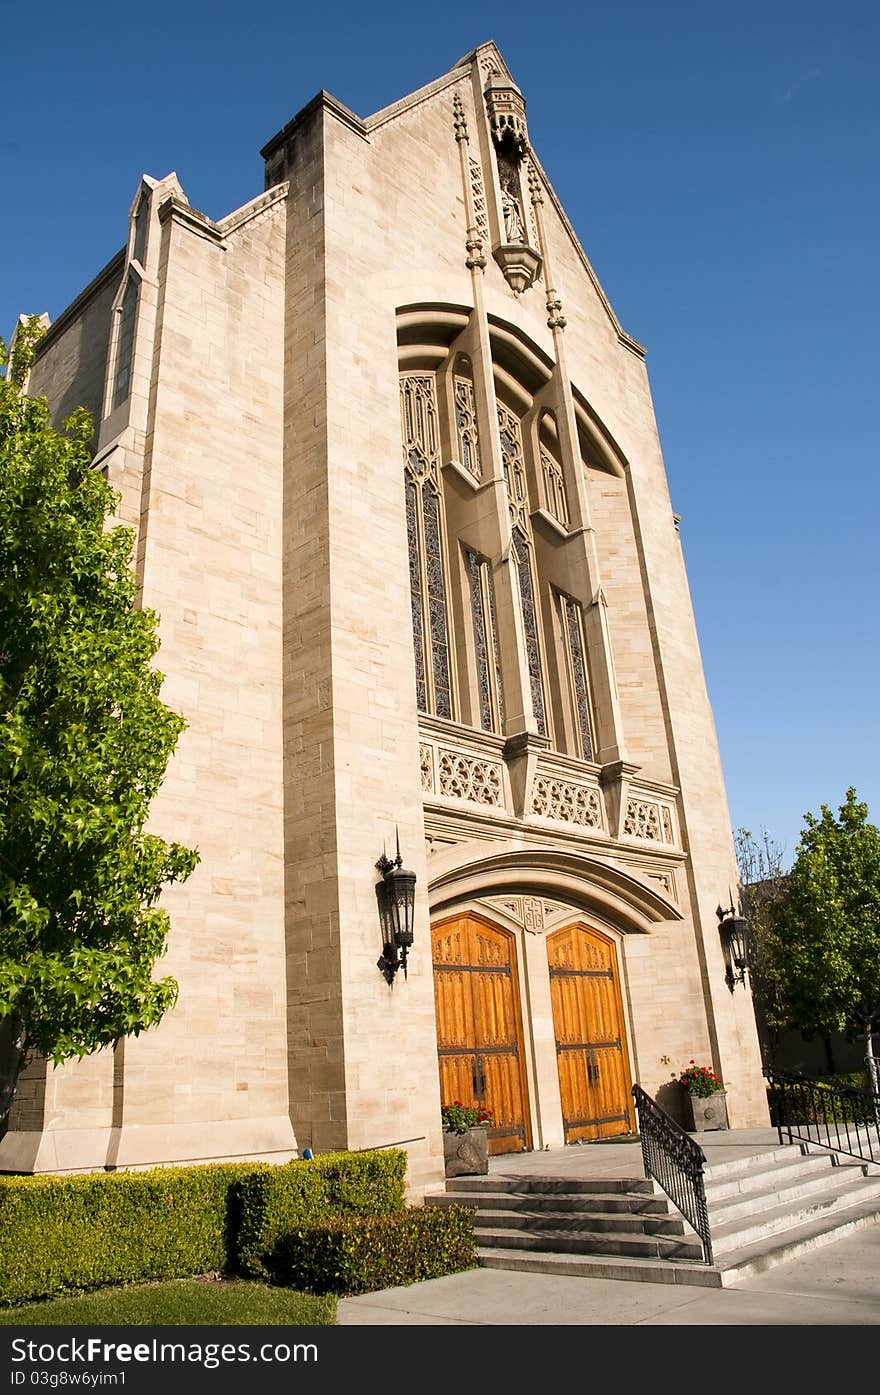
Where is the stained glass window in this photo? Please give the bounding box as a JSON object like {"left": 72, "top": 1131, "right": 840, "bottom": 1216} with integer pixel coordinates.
{"left": 133, "top": 197, "right": 149, "bottom": 269}
{"left": 466, "top": 549, "right": 504, "bottom": 732}
{"left": 512, "top": 526, "right": 546, "bottom": 735}
{"left": 400, "top": 374, "right": 453, "bottom": 719}
{"left": 454, "top": 377, "right": 481, "bottom": 480}
{"left": 112, "top": 276, "right": 139, "bottom": 411}
{"left": 560, "top": 593, "right": 593, "bottom": 759}
{"left": 540, "top": 445, "right": 569, "bottom": 528}
{"left": 497, "top": 402, "right": 528, "bottom": 530}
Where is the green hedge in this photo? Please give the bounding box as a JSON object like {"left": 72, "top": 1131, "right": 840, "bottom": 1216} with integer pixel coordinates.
{"left": 268, "top": 1205, "right": 477, "bottom": 1294}
{"left": 236, "top": 1149, "right": 406, "bottom": 1280}
{"left": 0, "top": 1163, "right": 259, "bottom": 1307}
{"left": 0, "top": 1148, "right": 408, "bottom": 1307}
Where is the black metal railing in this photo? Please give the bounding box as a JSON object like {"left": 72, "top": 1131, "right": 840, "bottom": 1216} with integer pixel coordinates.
{"left": 766, "top": 1068, "right": 880, "bottom": 1166}
{"left": 632, "top": 1083, "right": 713, "bottom": 1265}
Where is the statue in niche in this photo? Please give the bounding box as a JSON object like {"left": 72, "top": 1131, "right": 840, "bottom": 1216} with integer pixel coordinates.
{"left": 500, "top": 178, "right": 524, "bottom": 244}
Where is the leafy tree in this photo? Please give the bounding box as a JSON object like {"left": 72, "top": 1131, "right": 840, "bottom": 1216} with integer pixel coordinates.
{"left": 0, "top": 320, "right": 198, "bottom": 1124}
{"left": 734, "top": 826, "right": 789, "bottom": 1066}
{"left": 768, "top": 789, "right": 880, "bottom": 1095}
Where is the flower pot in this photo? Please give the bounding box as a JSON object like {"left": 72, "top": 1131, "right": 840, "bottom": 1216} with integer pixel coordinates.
{"left": 684, "top": 1090, "right": 728, "bottom": 1131}
{"left": 443, "top": 1126, "right": 489, "bottom": 1177}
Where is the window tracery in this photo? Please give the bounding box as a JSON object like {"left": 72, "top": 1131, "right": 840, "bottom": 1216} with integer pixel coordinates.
{"left": 453, "top": 377, "right": 482, "bottom": 480}
{"left": 497, "top": 401, "right": 547, "bottom": 735}
{"left": 400, "top": 374, "right": 453, "bottom": 718}
{"left": 466, "top": 548, "right": 504, "bottom": 732}
{"left": 558, "top": 592, "right": 593, "bottom": 759}
{"left": 398, "top": 322, "right": 612, "bottom": 760}
{"left": 540, "top": 445, "right": 569, "bottom": 528}
{"left": 112, "top": 275, "right": 139, "bottom": 411}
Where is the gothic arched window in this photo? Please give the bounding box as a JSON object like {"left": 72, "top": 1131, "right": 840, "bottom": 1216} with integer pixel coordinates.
{"left": 400, "top": 373, "right": 453, "bottom": 719}
{"left": 453, "top": 375, "right": 481, "bottom": 481}
{"left": 465, "top": 548, "right": 504, "bottom": 732}
{"left": 497, "top": 401, "right": 547, "bottom": 736}
{"left": 112, "top": 275, "right": 139, "bottom": 411}
{"left": 556, "top": 591, "right": 594, "bottom": 759}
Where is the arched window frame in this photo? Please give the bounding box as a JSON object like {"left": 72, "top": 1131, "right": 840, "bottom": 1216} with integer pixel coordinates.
{"left": 462, "top": 545, "right": 504, "bottom": 734}
{"left": 400, "top": 371, "right": 455, "bottom": 720}
{"left": 496, "top": 397, "right": 549, "bottom": 738}
{"left": 537, "top": 413, "right": 569, "bottom": 530}
{"left": 110, "top": 271, "right": 140, "bottom": 413}
{"left": 551, "top": 588, "right": 596, "bottom": 762}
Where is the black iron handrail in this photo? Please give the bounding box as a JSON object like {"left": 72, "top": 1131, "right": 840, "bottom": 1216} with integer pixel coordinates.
{"left": 631, "top": 1083, "right": 713, "bottom": 1265}
{"left": 765, "top": 1068, "right": 880, "bottom": 1167}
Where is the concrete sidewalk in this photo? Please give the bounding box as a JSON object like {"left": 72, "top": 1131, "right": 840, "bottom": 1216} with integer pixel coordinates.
{"left": 338, "top": 1131, "right": 880, "bottom": 1324}
{"left": 337, "top": 1223, "right": 880, "bottom": 1325}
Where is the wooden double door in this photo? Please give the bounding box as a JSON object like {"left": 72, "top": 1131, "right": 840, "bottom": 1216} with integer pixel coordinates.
{"left": 548, "top": 924, "right": 634, "bottom": 1142}
{"left": 432, "top": 915, "right": 531, "bottom": 1155}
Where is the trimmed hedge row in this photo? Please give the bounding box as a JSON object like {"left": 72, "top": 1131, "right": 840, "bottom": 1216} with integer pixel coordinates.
{"left": 0, "top": 1148, "right": 406, "bottom": 1307}
{"left": 269, "top": 1205, "right": 477, "bottom": 1294}
{"left": 0, "top": 1163, "right": 257, "bottom": 1307}
{"left": 236, "top": 1149, "right": 406, "bottom": 1280}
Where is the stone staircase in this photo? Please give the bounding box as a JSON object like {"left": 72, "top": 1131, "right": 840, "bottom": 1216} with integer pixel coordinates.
{"left": 426, "top": 1143, "right": 880, "bottom": 1287}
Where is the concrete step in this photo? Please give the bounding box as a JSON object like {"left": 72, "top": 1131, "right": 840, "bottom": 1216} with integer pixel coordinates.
{"left": 714, "top": 1192, "right": 880, "bottom": 1283}
{"left": 472, "top": 1223, "right": 705, "bottom": 1262}
{"left": 702, "top": 1142, "right": 803, "bottom": 1181}
{"left": 464, "top": 1207, "right": 687, "bottom": 1237}
{"left": 429, "top": 1188, "right": 672, "bottom": 1216}
{"left": 448, "top": 1174, "right": 654, "bottom": 1196}
{"left": 704, "top": 1151, "right": 837, "bottom": 1202}
{"left": 710, "top": 1175, "right": 880, "bottom": 1255}
{"left": 708, "top": 1161, "right": 877, "bottom": 1225}
{"left": 453, "top": 1138, "right": 880, "bottom": 1287}
{"left": 476, "top": 1192, "right": 880, "bottom": 1289}
{"left": 476, "top": 1246, "right": 724, "bottom": 1288}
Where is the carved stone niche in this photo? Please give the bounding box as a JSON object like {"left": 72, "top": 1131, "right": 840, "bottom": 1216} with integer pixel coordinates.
{"left": 484, "top": 79, "right": 529, "bottom": 155}
{"left": 485, "top": 77, "right": 542, "bottom": 296}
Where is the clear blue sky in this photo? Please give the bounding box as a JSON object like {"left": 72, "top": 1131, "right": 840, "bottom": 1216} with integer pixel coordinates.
{"left": 3, "top": 1, "right": 878, "bottom": 867}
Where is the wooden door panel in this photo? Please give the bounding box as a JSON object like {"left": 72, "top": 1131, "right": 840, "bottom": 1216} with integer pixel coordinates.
{"left": 481, "top": 1049, "right": 527, "bottom": 1154}
{"left": 437, "top": 1053, "right": 478, "bottom": 1115}
{"left": 473, "top": 969, "right": 515, "bottom": 1048}
{"left": 432, "top": 915, "right": 531, "bottom": 1156}
{"left": 548, "top": 924, "right": 634, "bottom": 1143}
{"left": 433, "top": 966, "right": 475, "bottom": 1050}
{"left": 591, "top": 1043, "right": 631, "bottom": 1139}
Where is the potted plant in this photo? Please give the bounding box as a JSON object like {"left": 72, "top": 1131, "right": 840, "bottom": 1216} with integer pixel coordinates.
{"left": 441, "top": 1100, "right": 493, "bottom": 1176}
{"left": 676, "top": 1062, "right": 729, "bottom": 1131}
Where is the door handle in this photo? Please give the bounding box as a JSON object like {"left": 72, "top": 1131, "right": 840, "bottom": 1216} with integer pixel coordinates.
{"left": 473, "top": 1055, "right": 487, "bottom": 1097}
{"left": 587, "top": 1053, "right": 600, "bottom": 1087}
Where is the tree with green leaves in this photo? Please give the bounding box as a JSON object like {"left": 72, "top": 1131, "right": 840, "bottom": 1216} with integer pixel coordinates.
{"left": 734, "top": 826, "right": 789, "bottom": 1067}
{"left": 0, "top": 319, "right": 198, "bottom": 1125}
{"left": 769, "top": 788, "right": 880, "bottom": 1095}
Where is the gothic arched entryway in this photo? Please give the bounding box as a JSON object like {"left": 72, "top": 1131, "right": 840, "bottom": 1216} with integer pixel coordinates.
{"left": 432, "top": 914, "right": 531, "bottom": 1155}
{"left": 547, "top": 923, "right": 634, "bottom": 1142}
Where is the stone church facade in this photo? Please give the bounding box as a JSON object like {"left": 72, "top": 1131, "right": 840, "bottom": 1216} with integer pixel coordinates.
{"left": 1, "top": 44, "right": 767, "bottom": 1193}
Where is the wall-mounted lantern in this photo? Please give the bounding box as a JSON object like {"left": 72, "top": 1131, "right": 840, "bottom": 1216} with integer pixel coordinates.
{"left": 717, "top": 902, "right": 751, "bottom": 992}
{"left": 375, "top": 834, "right": 417, "bottom": 986}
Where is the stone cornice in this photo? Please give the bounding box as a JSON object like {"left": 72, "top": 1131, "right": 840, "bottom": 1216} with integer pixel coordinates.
{"left": 260, "top": 90, "right": 368, "bottom": 161}
{"left": 217, "top": 183, "right": 289, "bottom": 238}
{"left": 157, "top": 195, "right": 225, "bottom": 245}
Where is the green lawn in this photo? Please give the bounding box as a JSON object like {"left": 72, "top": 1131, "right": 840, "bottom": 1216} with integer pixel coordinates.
{"left": 0, "top": 1277, "right": 336, "bottom": 1326}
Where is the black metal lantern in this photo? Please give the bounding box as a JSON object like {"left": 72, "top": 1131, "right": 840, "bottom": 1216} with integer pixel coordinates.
{"left": 717, "top": 902, "right": 751, "bottom": 992}
{"left": 375, "top": 833, "right": 417, "bottom": 986}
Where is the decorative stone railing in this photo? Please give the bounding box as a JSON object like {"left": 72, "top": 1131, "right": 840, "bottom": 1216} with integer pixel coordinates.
{"left": 418, "top": 719, "right": 508, "bottom": 812}
{"left": 620, "top": 786, "right": 679, "bottom": 848}
{"left": 418, "top": 720, "right": 680, "bottom": 851}
{"left": 528, "top": 752, "right": 605, "bottom": 831}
